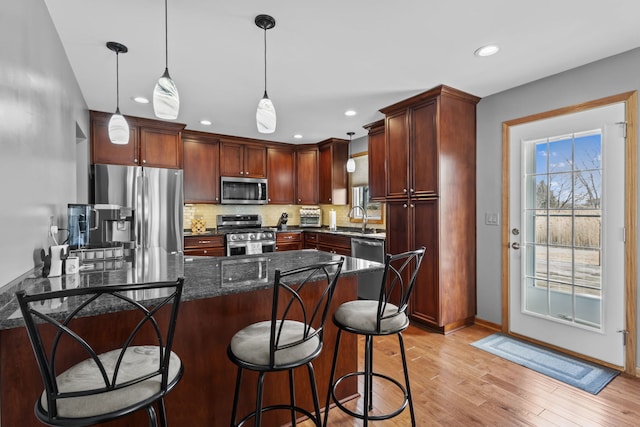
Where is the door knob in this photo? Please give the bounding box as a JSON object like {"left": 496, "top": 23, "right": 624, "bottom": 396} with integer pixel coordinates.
{"left": 511, "top": 242, "right": 520, "bottom": 250}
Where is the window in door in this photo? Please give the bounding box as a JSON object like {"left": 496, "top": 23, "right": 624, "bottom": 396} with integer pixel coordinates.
{"left": 522, "top": 129, "right": 603, "bottom": 329}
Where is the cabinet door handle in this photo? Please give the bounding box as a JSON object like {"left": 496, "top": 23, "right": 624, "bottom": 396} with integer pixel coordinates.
{"left": 142, "top": 159, "right": 146, "bottom": 164}
{"left": 403, "top": 203, "right": 408, "bottom": 208}
{"left": 403, "top": 188, "right": 407, "bottom": 193}
{"left": 245, "top": 171, "right": 249, "bottom": 175}
{"left": 240, "top": 171, "right": 244, "bottom": 175}
{"left": 410, "top": 204, "right": 415, "bottom": 208}
{"left": 410, "top": 188, "right": 415, "bottom": 193}
{"left": 134, "top": 158, "right": 138, "bottom": 163}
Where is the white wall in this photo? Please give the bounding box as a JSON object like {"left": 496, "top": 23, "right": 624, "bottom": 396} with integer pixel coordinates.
{"left": 476, "top": 47, "right": 640, "bottom": 364}
{"left": 0, "top": 0, "right": 88, "bottom": 288}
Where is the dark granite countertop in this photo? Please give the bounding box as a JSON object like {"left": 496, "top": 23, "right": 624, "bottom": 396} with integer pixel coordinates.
{"left": 0, "top": 249, "right": 383, "bottom": 330}
{"left": 184, "top": 227, "right": 386, "bottom": 240}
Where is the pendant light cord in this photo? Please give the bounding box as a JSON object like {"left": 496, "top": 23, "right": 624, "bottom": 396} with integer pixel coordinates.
{"left": 115, "top": 51, "right": 121, "bottom": 114}
{"left": 263, "top": 27, "right": 268, "bottom": 96}
{"left": 164, "top": 0, "right": 169, "bottom": 69}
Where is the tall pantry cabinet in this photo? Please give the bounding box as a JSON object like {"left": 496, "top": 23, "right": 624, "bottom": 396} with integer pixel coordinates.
{"left": 379, "top": 85, "right": 480, "bottom": 333}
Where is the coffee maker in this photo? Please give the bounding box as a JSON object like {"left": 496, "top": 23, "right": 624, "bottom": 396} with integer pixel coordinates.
{"left": 67, "top": 204, "right": 134, "bottom": 249}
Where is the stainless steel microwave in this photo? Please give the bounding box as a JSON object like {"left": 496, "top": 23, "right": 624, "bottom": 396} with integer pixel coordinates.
{"left": 220, "top": 176, "right": 268, "bottom": 204}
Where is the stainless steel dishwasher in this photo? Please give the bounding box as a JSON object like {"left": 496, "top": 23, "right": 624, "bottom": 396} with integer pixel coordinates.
{"left": 351, "top": 238, "right": 385, "bottom": 300}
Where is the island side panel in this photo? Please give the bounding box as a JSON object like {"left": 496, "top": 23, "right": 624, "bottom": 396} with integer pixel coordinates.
{"left": 1, "top": 275, "right": 358, "bottom": 427}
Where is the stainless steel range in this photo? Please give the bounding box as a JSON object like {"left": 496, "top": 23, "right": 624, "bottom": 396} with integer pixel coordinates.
{"left": 216, "top": 214, "right": 276, "bottom": 256}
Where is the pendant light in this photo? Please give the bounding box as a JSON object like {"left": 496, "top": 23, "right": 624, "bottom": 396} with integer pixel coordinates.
{"left": 106, "top": 41, "right": 129, "bottom": 145}
{"left": 255, "top": 14, "right": 276, "bottom": 134}
{"left": 153, "top": 0, "right": 179, "bottom": 119}
{"left": 346, "top": 132, "right": 356, "bottom": 173}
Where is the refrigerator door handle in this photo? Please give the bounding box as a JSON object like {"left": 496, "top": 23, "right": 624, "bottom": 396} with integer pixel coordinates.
{"left": 135, "top": 173, "right": 144, "bottom": 248}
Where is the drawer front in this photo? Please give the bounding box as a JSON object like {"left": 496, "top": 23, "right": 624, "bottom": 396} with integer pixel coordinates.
{"left": 317, "top": 233, "right": 351, "bottom": 249}
{"left": 276, "top": 232, "right": 302, "bottom": 243}
{"left": 184, "top": 235, "right": 224, "bottom": 249}
{"left": 184, "top": 247, "right": 225, "bottom": 257}
{"left": 304, "top": 232, "right": 319, "bottom": 244}
{"left": 317, "top": 244, "right": 351, "bottom": 256}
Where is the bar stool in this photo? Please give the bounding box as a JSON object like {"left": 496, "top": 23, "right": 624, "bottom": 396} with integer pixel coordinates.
{"left": 227, "top": 258, "right": 344, "bottom": 426}
{"left": 15, "top": 279, "right": 184, "bottom": 427}
{"left": 324, "top": 247, "right": 426, "bottom": 426}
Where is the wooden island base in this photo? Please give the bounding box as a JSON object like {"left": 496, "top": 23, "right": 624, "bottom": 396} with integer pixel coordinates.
{"left": 0, "top": 275, "right": 358, "bottom": 427}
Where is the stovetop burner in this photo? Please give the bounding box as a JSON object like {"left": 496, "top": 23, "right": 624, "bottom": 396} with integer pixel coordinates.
{"left": 216, "top": 214, "right": 275, "bottom": 242}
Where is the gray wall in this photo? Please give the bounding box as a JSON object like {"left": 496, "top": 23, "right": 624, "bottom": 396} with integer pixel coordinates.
{"left": 0, "top": 0, "right": 88, "bottom": 288}
{"left": 476, "top": 47, "right": 640, "bottom": 364}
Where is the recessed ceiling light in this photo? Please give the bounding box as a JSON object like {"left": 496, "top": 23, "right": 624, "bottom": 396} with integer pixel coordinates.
{"left": 133, "top": 96, "right": 149, "bottom": 104}
{"left": 293, "top": 134, "right": 303, "bottom": 139}
{"left": 200, "top": 120, "right": 212, "bottom": 126}
{"left": 344, "top": 110, "right": 357, "bottom": 117}
{"left": 474, "top": 44, "right": 500, "bottom": 57}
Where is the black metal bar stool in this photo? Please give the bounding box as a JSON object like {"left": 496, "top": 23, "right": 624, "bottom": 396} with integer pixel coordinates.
{"left": 324, "top": 247, "right": 425, "bottom": 426}
{"left": 15, "top": 279, "right": 184, "bottom": 427}
{"left": 227, "top": 258, "right": 344, "bottom": 427}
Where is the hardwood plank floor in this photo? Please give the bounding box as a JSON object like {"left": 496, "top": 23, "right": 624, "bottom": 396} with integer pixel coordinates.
{"left": 305, "top": 324, "right": 640, "bottom": 426}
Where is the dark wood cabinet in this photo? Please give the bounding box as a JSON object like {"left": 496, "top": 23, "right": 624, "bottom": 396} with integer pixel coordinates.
{"left": 364, "top": 119, "right": 386, "bottom": 201}
{"left": 183, "top": 131, "right": 220, "bottom": 204}
{"left": 90, "top": 110, "right": 185, "bottom": 168}
{"left": 295, "top": 147, "right": 319, "bottom": 205}
{"left": 318, "top": 138, "right": 349, "bottom": 205}
{"left": 275, "top": 231, "right": 302, "bottom": 251}
{"left": 305, "top": 232, "right": 351, "bottom": 256}
{"left": 220, "top": 141, "right": 266, "bottom": 178}
{"left": 380, "top": 85, "right": 479, "bottom": 333}
{"left": 184, "top": 235, "right": 225, "bottom": 257}
{"left": 267, "top": 147, "right": 295, "bottom": 204}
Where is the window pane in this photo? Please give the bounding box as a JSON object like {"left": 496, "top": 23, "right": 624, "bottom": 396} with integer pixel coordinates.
{"left": 549, "top": 173, "right": 573, "bottom": 209}
{"left": 574, "top": 213, "right": 601, "bottom": 248}
{"left": 535, "top": 141, "right": 548, "bottom": 175}
{"left": 574, "top": 171, "right": 601, "bottom": 209}
{"left": 525, "top": 210, "right": 547, "bottom": 244}
{"left": 575, "top": 285, "right": 601, "bottom": 328}
{"left": 524, "top": 276, "right": 548, "bottom": 315}
{"left": 548, "top": 211, "right": 572, "bottom": 246}
{"left": 549, "top": 281, "right": 573, "bottom": 322}
{"left": 574, "top": 248, "right": 601, "bottom": 288}
{"left": 547, "top": 246, "right": 572, "bottom": 284}
{"left": 548, "top": 137, "right": 572, "bottom": 173}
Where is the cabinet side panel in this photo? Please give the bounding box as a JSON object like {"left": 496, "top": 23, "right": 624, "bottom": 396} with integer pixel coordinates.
{"left": 438, "top": 95, "right": 477, "bottom": 323}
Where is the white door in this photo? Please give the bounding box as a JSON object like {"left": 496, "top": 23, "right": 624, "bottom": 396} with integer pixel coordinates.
{"left": 508, "top": 102, "right": 626, "bottom": 367}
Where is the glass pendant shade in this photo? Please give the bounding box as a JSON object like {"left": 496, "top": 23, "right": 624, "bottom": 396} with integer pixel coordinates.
{"left": 153, "top": 68, "right": 180, "bottom": 120}
{"left": 108, "top": 111, "right": 129, "bottom": 145}
{"left": 346, "top": 158, "right": 356, "bottom": 173}
{"left": 257, "top": 93, "right": 276, "bottom": 133}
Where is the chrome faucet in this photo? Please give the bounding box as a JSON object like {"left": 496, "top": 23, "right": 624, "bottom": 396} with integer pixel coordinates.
{"left": 347, "top": 205, "right": 368, "bottom": 234}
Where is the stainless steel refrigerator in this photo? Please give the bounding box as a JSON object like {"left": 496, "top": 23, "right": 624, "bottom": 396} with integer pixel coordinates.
{"left": 92, "top": 164, "right": 183, "bottom": 255}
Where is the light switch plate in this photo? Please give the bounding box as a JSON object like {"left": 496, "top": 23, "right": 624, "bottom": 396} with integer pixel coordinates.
{"left": 485, "top": 212, "right": 500, "bottom": 226}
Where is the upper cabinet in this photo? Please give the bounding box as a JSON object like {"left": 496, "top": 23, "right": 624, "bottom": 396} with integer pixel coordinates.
{"left": 267, "top": 146, "right": 295, "bottom": 204}
{"left": 318, "top": 138, "right": 349, "bottom": 205}
{"left": 219, "top": 140, "right": 266, "bottom": 178}
{"left": 383, "top": 100, "right": 438, "bottom": 198}
{"left": 363, "top": 119, "right": 385, "bottom": 201}
{"left": 295, "top": 146, "right": 319, "bottom": 205}
{"left": 90, "top": 110, "right": 185, "bottom": 168}
{"left": 183, "top": 130, "right": 220, "bottom": 204}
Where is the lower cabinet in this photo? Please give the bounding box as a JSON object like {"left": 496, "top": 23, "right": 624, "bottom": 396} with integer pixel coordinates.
{"left": 305, "top": 232, "right": 351, "bottom": 256}
{"left": 386, "top": 198, "right": 475, "bottom": 333}
{"left": 275, "top": 232, "right": 302, "bottom": 251}
{"left": 184, "top": 235, "right": 225, "bottom": 257}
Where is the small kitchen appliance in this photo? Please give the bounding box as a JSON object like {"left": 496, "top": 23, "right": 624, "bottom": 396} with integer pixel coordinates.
{"left": 299, "top": 206, "right": 321, "bottom": 228}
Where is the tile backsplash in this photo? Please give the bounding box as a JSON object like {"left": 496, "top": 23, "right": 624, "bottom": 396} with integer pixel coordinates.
{"left": 184, "top": 204, "right": 382, "bottom": 231}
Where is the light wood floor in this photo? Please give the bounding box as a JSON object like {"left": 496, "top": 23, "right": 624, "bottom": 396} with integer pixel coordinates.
{"left": 306, "top": 324, "right": 640, "bottom": 426}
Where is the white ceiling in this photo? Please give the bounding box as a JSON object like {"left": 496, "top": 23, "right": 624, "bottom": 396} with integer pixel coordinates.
{"left": 44, "top": 0, "right": 640, "bottom": 144}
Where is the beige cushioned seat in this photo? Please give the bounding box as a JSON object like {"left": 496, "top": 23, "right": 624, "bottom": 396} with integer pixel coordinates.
{"left": 42, "top": 345, "right": 181, "bottom": 418}
{"left": 333, "top": 300, "right": 408, "bottom": 333}
{"left": 230, "top": 320, "right": 320, "bottom": 367}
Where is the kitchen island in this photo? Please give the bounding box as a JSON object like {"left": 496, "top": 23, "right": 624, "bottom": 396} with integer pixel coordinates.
{"left": 0, "top": 250, "right": 383, "bottom": 426}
